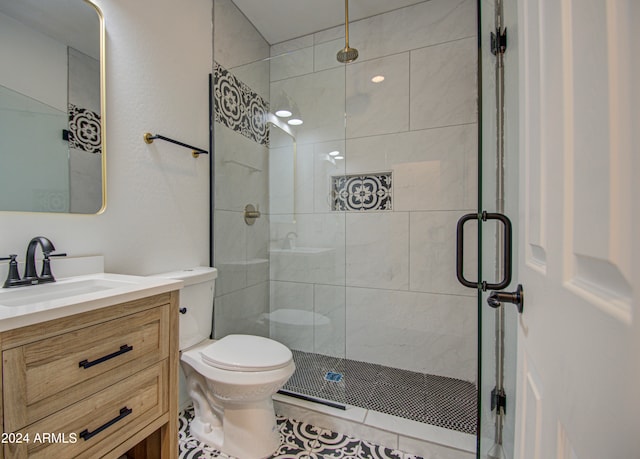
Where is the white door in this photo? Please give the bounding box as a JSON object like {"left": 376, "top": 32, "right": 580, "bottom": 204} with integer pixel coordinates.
{"left": 513, "top": 1, "right": 640, "bottom": 458}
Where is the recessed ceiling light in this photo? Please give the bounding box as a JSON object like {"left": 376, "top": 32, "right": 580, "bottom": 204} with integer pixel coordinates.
{"left": 287, "top": 118, "right": 303, "bottom": 126}
{"left": 275, "top": 109, "right": 292, "bottom": 117}
{"left": 329, "top": 151, "right": 340, "bottom": 156}
{"left": 334, "top": 156, "right": 344, "bottom": 160}
{"left": 371, "top": 75, "right": 385, "bottom": 83}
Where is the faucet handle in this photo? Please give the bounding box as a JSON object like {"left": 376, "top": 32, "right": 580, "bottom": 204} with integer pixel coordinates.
{"left": 1, "top": 255, "right": 22, "bottom": 288}
{"left": 41, "top": 252, "right": 67, "bottom": 280}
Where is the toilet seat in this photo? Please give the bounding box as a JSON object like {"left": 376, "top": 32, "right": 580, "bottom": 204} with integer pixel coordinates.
{"left": 200, "top": 334, "right": 292, "bottom": 372}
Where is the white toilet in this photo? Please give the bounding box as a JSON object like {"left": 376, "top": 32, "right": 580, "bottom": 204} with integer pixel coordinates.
{"left": 154, "top": 267, "right": 295, "bottom": 459}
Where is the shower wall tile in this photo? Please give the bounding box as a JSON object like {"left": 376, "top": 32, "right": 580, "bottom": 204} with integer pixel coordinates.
{"left": 392, "top": 149, "right": 476, "bottom": 212}
{"left": 271, "top": 34, "right": 314, "bottom": 56}
{"left": 342, "top": 125, "right": 477, "bottom": 212}
{"left": 314, "top": 25, "right": 344, "bottom": 46}
{"left": 313, "top": 284, "right": 346, "bottom": 359}
{"left": 346, "top": 287, "right": 477, "bottom": 382}
{"left": 410, "top": 38, "right": 477, "bottom": 130}
{"left": 246, "top": 215, "right": 270, "bottom": 287}
{"left": 230, "top": 59, "right": 270, "bottom": 100}
{"left": 214, "top": 123, "right": 269, "bottom": 212}
{"left": 214, "top": 282, "right": 270, "bottom": 339}
{"left": 348, "top": 0, "right": 476, "bottom": 63}
{"left": 269, "top": 280, "right": 315, "bottom": 352}
{"left": 269, "top": 141, "right": 315, "bottom": 216}
{"left": 346, "top": 53, "right": 410, "bottom": 139}
{"left": 270, "top": 67, "right": 345, "bottom": 146}
{"left": 409, "top": 211, "right": 477, "bottom": 296}
{"left": 270, "top": 42, "right": 314, "bottom": 82}
{"left": 345, "top": 123, "right": 477, "bottom": 182}
{"left": 345, "top": 212, "right": 409, "bottom": 290}
{"left": 270, "top": 46, "right": 314, "bottom": 82}
{"left": 314, "top": 139, "right": 346, "bottom": 213}
{"left": 270, "top": 213, "right": 346, "bottom": 286}
{"left": 214, "top": 209, "right": 247, "bottom": 296}
{"left": 314, "top": 38, "right": 346, "bottom": 73}
{"left": 214, "top": 0, "right": 269, "bottom": 70}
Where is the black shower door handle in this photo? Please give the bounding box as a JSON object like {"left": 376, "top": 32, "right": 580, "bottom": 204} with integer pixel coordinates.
{"left": 456, "top": 213, "right": 479, "bottom": 289}
{"left": 456, "top": 211, "right": 513, "bottom": 291}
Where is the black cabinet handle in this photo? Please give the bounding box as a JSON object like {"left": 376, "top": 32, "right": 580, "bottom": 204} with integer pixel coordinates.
{"left": 79, "top": 407, "right": 132, "bottom": 441}
{"left": 79, "top": 344, "right": 133, "bottom": 369}
{"left": 456, "top": 211, "right": 513, "bottom": 291}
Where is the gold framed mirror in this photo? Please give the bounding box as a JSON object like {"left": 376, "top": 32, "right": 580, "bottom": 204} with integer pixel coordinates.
{"left": 0, "top": 0, "right": 105, "bottom": 214}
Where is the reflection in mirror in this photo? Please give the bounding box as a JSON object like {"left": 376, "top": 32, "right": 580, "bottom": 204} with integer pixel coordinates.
{"left": 0, "top": 0, "right": 104, "bottom": 214}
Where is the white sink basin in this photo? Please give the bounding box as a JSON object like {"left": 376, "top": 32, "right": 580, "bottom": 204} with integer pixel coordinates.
{"left": 0, "top": 273, "right": 182, "bottom": 331}
{"left": 0, "top": 277, "right": 138, "bottom": 307}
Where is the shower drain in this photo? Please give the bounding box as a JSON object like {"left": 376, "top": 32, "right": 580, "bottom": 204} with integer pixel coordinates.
{"left": 324, "top": 371, "right": 343, "bottom": 382}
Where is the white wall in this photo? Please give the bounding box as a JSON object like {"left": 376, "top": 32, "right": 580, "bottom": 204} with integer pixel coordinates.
{"left": 0, "top": 0, "right": 212, "bottom": 276}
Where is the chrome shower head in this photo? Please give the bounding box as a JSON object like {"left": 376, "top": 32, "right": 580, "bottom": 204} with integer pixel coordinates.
{"left": 337, "top": 0, "right": 358, "bottom": 63}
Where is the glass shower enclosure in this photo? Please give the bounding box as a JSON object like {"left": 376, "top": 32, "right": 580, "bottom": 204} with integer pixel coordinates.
{"left": 212, "top": 0, "right": 517, "bottom": 456}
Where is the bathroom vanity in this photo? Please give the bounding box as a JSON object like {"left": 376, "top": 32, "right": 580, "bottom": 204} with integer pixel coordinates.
{"left": 0, "top": 274, "right": 182, "bottom": 459}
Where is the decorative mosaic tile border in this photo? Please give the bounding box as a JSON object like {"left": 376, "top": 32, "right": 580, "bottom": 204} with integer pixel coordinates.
{"left": 332, "top": 173, "right": 392, "bottom": 211}
{"left": 214, "top": 61, "right": 269, "bottom": 146}
{"left": 178, "top": 406, "right": 422, "bottom": 459}
{"left": 67, "top": 103, "right": 101, "bottom": 153}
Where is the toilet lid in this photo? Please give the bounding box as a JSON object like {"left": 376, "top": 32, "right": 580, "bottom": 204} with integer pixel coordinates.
{"left": 200, "top": 334, "right": 293, "bottom": 372}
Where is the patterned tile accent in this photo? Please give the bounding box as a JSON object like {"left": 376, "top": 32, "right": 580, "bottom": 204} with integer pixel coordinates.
{"left": 214, "top": 61, "right": 269, "bottom": 146}
{"left": 67, "top": 103, "right": 101, "bottom": 153}
{"left": 281, "top": 350, "right": 478, "bottom": 435}
{"left": 178, "top": 405, "right": 421, "bottom": 459}
{"left": 332, "top": 173, "right": 392, "bottom": 211}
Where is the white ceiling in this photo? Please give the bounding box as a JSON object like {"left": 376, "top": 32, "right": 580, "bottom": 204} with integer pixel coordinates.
{"left": 232, "top": 0, "right": 425, "bottom": 44}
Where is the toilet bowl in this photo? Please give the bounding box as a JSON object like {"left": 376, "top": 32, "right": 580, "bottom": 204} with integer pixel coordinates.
{"left": 152, "top": 267, "right": 295, "bottom": 459}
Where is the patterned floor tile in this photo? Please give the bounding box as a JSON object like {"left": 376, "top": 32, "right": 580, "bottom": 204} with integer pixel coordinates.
{"left": 178, "top": 406, "right": 423, "bottom": 459}
{"left": 357, "top": 440, "right": 404, "bottom": 459}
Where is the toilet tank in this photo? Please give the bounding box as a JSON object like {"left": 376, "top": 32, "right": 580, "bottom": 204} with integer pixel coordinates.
{"left": 151, "top": 267, "right": 217, "bottom": 350}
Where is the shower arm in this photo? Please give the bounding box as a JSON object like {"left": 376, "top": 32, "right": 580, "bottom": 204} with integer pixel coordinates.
{"left": 344, "top": 0, "right": 350, "bottom": 47}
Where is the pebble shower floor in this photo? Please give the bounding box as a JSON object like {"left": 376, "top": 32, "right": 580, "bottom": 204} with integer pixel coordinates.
{"left": 178, "top": 406, "right": 422, "bottom": 459}
{"left": 282, "top": 350, "right": 477, "bottom": 435}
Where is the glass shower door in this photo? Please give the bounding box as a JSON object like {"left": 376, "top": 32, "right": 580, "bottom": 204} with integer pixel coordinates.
{"left": 266, "top": 44, "right": 347, "bottom": 405}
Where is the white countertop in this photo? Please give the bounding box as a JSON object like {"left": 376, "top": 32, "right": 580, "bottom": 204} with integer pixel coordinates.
{"left": 0, "top": 272, "right": 183, "bottom": 332}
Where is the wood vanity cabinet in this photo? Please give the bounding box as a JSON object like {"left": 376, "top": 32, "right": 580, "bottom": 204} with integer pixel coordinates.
{"left": 0, "top": 291, "right": 180, "bottom": 459}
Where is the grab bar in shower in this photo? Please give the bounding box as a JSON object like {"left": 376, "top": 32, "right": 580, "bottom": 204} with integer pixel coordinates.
{"left": 143, "top": 132, "right": 208, "bottom": 158}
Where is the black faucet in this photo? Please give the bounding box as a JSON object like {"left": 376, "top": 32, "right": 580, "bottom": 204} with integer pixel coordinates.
{"left": 1, "top": 237, "right": 66, "bottom": 288}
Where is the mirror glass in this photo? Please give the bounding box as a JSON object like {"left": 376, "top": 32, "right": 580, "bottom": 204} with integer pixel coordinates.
{"left": 0, "top": 0, "right": 104, "bottom": 214}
